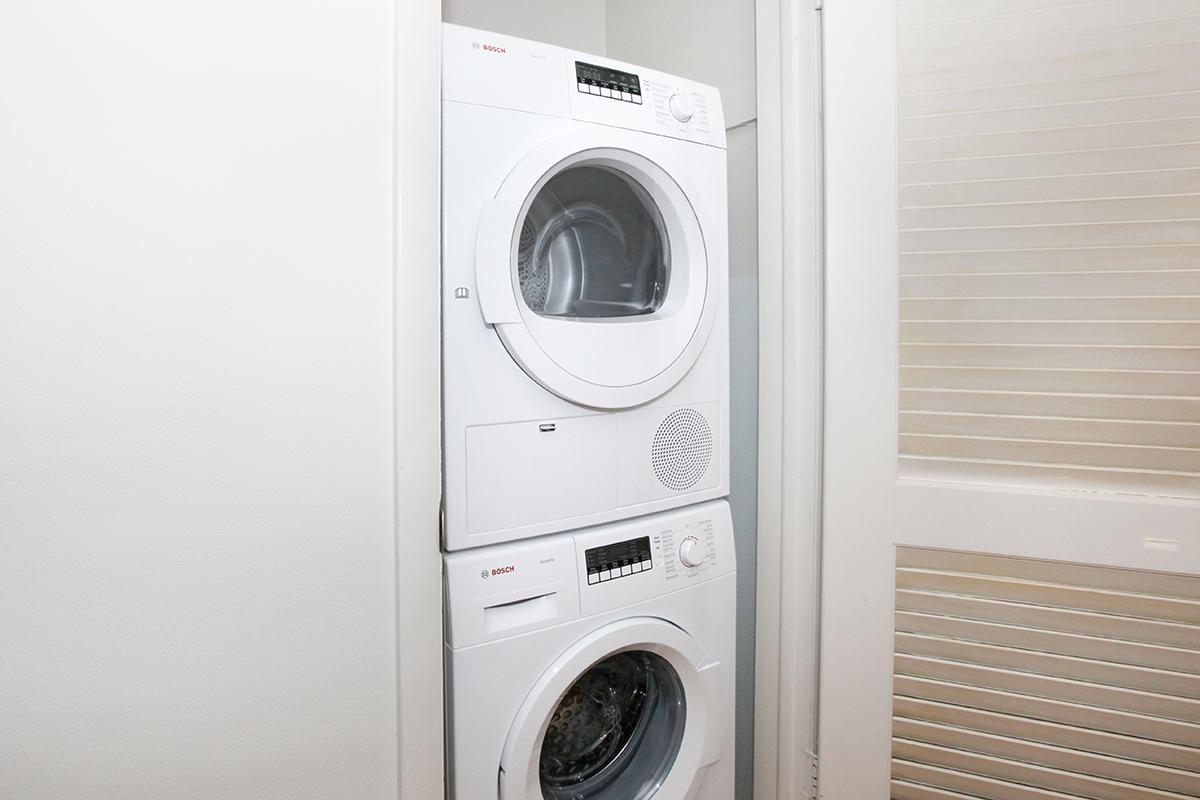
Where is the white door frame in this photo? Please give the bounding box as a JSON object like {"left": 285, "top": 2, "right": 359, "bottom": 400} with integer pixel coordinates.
{"left": 396, "top": 0, "right": 444, "bottom": 796}
{"left": 753, "top": 1, "right": 825, "bottom": 798}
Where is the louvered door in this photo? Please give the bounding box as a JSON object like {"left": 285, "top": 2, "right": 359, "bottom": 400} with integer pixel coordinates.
{"left": 891, "top": 548, "right": 1200, "bottom": 800}
{"left": 818, "top": 1, "right": 1200, "bottom": 798}
{"left": 895, "top": 0, "right": 1200, "bottom": 497}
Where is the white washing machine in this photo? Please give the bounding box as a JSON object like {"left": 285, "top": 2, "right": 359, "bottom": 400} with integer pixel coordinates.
{"left": 442, "top": 24, "right": 730, "bottom": 552}
{"left": 444, "top": 500, "right": 735, "bottom": 800}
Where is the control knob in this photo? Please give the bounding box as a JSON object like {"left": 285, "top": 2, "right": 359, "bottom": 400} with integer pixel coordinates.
{"left": 668, "top": 92, "right": 695, "bottom": 123}
{"left": 679, "top": 536, "right": 705, "bottom": 568}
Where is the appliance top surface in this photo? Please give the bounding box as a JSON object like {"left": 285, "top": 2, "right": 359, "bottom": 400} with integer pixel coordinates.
{"left": 443, "top": 500, "right": 735, "bottom": 650}
{"left": 441, "top": 23, "right": 726, "bottom": 149}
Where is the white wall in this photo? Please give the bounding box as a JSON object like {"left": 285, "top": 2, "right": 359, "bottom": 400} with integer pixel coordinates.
{"left": 0, "top": 3, "right": 400, "bottom": 798}
{"left": 397, "top": 0, "right": 446, "bottom": 796}
{"left": 397, "top": 0, "right": 445, "bottom": 795}
{"left": 443, "top": 0, "right": 607, "bottom": 53}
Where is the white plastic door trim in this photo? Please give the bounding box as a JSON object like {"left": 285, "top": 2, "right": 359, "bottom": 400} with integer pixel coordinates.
{"left": 475, "top": 198, "right": 523, "bottom": 324}
{"left": 754, "top": 1, "right": 826, "bottom": 799}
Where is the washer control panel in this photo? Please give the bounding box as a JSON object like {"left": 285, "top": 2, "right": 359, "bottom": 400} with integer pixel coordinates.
{"left": 573, "top": 500, "right": 734, "bottom": 617}
{"left": 653, "top": 516, "right": 718, "bottom": 582}
{"left": 678, "top": 535, "right": 704, "bottom": 567}
{"left": 585, "top": 535, "right": 653, "bottom": 585}
{"left": 643, "top": 80, "right": 711, "bottom": 134}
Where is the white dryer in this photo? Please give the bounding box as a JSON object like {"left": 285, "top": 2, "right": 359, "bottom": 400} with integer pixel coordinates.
{"left": 444, "top": 500, "right": 735, "bottom": 800}
{"left": 442, "top": 24, "right": 729, "bottom": 552}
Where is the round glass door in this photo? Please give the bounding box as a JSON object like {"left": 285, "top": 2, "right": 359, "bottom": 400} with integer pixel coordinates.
{"left": 476, "top": 134, "right": 719, "bottom": 409}
{"left": 539, "top": 651, "right": 686, "bottom": 800}
{"left": 499, "top": 618, "right": 720, "bottom": 800}
{"left": 517, "top": 166, "right": 670, "bottom": 320}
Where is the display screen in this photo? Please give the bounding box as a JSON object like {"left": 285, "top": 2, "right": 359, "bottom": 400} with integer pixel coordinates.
{"left": 575, "top": 61, "right": 642, "bottom": 104}
{"left": 586, "top": 536, "right": 653, "bottom": 584}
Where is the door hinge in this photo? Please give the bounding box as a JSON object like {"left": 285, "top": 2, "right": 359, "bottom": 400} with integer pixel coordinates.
{"left": 800, "top": 752, "right": 819, "bottom": 800}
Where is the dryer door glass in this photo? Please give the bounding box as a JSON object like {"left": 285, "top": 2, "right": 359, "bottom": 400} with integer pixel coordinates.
{"left": 518, "top": 165, "right": 669, "bottom": 319}
{"left": 539, "top": 650, "right": 685, "bottom": 800}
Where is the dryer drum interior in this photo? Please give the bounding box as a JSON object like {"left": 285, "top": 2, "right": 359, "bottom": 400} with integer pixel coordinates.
{"left": 539, "top": 650, "right": 686, "bottom": 799}
{"left": 517, "top": 164, "right": 670, "bottom": 319}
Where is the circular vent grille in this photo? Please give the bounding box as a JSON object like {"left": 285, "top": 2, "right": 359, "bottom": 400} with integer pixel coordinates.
{"left": 651, "top": 408, "right": 714, "bottom": 492}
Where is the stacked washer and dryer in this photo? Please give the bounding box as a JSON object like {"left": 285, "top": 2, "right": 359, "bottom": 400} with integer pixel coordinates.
{"left": 441, "top": 23, "right": 735, "bottom": 800}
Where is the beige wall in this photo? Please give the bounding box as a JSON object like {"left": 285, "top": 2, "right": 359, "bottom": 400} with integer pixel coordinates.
{"left": 443, "top": 0, "right": 607, "bottom": 53}
{"left": 605, "top": 0, "right": 757, "bottom": 127}
{"left": 724, "top": 120, "right": 760, "bottom": 800}
{"left": 607, "top": 5, "right": 759, "bottom": 799}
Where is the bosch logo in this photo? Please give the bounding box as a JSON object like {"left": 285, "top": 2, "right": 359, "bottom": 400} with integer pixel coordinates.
{"left": 487, "top": 565, "right": 516, "bottom": 577}
{"left": 473, "top": 41, "right": 507, "bottom": 54}
{"left": 480, "top": 569, "right": 489, "bottom": 579}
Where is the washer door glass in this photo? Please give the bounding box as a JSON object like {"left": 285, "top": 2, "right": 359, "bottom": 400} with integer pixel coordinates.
{"left": 518, "top": 165, "right": 669, "bottom": 319}
{"left": 539, "top": 651, "right": 686, "bottom": 800}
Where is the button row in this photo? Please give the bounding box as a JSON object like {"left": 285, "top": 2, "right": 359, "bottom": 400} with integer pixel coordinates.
{"left": 587, "top": 558, "right": 654, "bottom": 584}
{"left": 578, "top": 81, "right": 643, "bottom": 104}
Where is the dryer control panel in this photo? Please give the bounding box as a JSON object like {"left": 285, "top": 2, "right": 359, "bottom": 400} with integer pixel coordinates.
{"left": 568, "top": 53, "right": 723, "bottom": 147}
{"left": 441, "top": 23, "right": 726, "bottom": 149}
{"left": 575, "top": 61, "right": 642, "bottom": 105}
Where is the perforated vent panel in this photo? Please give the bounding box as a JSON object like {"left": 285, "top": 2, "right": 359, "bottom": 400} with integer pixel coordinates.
{"left": 892, "top": 547, "right": 1200, "bottom": 800}
{"left": 516, "top": 217, "right": 548, "bottom": 312}
{"left": 651, "top": 408, "right": 713, "bottom": 492}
